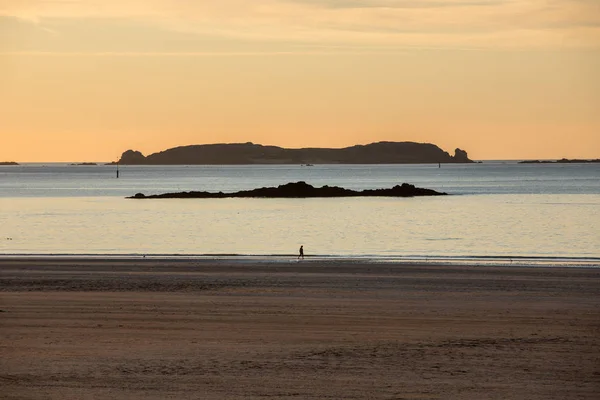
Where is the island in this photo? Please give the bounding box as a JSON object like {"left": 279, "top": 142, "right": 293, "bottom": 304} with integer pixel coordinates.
{"left": 70, "top": 162, "right": 98, "bottom": 166}
{"left": 519, "top": 159, "right": 600, "bottom": 164}
{"left": 0, "top": 161, "right": 19, "bottom": 165}
{"left": 116, "top": 141, "right": 474, "bottom": 165}
{"left": 129, "top": 181, "right": 447, "bottom": 199}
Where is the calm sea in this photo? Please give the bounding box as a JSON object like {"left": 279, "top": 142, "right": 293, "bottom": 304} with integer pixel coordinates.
{"left": 1, "top": 162, "right": 598, "bottom": 265}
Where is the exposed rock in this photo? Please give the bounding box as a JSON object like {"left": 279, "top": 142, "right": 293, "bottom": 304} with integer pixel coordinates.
{"left": 119, "top": 150, "right": 146, "bottom": 164}
{"left": 453, "top": 148, "right": 470, "bottom": 163}
{"left": 116, "top": 142, "right": 474, "bottom": 165}
{"left": 129, "top": 181, "right": 447, "bottom": 199}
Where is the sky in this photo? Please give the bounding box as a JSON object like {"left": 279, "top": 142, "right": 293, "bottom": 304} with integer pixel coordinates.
{"left": 1, "top": 0, "right": 599, "bottom": 162}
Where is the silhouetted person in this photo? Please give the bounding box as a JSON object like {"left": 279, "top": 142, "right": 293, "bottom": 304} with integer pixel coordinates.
{"left": 298, "top": 245, "right": 304, "bottom": 260}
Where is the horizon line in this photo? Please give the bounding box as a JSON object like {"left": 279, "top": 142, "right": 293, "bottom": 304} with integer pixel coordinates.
{"left": 4, "top": 158, "right": 599, "bottom": 164}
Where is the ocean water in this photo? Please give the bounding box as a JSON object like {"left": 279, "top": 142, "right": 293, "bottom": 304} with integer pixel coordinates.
{"left": 0, "top": 162, "right": 598, "bottom": 264}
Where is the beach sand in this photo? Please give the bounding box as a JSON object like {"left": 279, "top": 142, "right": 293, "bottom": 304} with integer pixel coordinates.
{"left": 1, "top": 258, "right": 599, "bottom": 399}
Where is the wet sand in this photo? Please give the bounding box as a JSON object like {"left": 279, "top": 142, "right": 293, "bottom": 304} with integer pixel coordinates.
{"left": 1, "top": 258, "right": 599, "bottom": 399}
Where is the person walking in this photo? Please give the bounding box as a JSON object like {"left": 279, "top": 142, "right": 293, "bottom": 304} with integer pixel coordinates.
{"left": 298, "top": 245, "right": 304, "bottom": 260}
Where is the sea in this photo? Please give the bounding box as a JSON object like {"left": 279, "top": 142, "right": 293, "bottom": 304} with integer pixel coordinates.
{"left": 1, "top": 162, "right": 598, "bottom": 267}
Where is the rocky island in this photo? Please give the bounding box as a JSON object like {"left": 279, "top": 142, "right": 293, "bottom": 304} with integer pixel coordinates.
{"left": 117, "top": 141, "right": 473, "bottom": 165}
{"left": 129, "top": 181, "right": 447, "bottom": 199}
{"left": 0, "top": 161, "right": 19, "bottom": 165}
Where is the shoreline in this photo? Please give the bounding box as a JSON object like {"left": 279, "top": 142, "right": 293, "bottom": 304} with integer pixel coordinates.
{"left": 1, "top": 254, "right": 599, "bottom": 268}
{"left": 2, "top": 257, "right": 600, "bottom": 292}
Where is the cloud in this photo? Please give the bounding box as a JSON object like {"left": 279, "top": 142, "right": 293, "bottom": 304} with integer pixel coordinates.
{"left": 286, "top": 0, "right": 505, "bottom": 9}
{"left": 0, "top": 0, "right": 598, "bottom": 52}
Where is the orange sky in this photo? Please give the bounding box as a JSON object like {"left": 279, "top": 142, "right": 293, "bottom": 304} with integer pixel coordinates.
{"left": 1, "top": 1, "right": 599, "bottom": 162}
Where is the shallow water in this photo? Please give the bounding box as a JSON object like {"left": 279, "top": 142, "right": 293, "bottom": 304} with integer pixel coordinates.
{"left": 0, "top": 162, "right": 598, "bottom": 261}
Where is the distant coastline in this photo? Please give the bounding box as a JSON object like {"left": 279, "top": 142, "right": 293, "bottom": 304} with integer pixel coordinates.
{"left": 519, "top": 159, "right": 600, "bottom": 164}
{"left": 0, "top": 161, "right": 19, "bottom": 166}
{"left": 116, "top": 141, "right": 474, "bottom": 165}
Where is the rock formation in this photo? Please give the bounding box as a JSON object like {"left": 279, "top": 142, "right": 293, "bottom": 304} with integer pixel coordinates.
{"left": 453, "top": 148, "right": 470, "bottom": 163}
{"left": 129, "top": 181, "right": 447, "bottom": 199}
{"left": 119, "top": 150, "right": 146, "bottom": 164}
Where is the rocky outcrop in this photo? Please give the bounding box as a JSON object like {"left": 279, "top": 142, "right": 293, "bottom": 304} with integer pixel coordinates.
{"left": 116, "top": 142, "right": 474, "bottom": 165}
{"left": 453, "top": 148, "right": 470, "bottom": 163}
{"left": 0, "top": 161, "right": 19, "bottom": 165}
{"left": 129, "top": 181, "right": 447, "bottom": 199}
{"left": 119, "top": 150, "right": 146, "bottom": 164}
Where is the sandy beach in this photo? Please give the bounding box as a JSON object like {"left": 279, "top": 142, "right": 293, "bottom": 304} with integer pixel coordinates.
{"left": 1, "top": 258, "right": 599, "bottom": 399}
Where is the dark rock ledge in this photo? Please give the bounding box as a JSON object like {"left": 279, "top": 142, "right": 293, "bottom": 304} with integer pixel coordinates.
{"left": 129, "top": 181, "right": 447, "bottom": 199}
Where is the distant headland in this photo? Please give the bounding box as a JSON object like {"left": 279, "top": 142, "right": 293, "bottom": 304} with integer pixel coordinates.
{"left": 116, "top": 142, "right": 473, "bottom": 165}
{"left": 129, "top": 181, "right": 447, "bottom": 199}
{"left": 519, "top": 159, "right": 600, "bottom": 164}
{"left": 0, "top": 161, "right": 19, "bottom": 166}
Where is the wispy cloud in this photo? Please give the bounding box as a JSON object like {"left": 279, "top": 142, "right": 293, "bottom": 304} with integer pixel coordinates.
{"left": 286, "top": 0, "right": 505, "bottom": 10}
{"left": 0, "top": 50, "right": 417, "bottom": 56}
{"left": 0, "top": 0, "right": 598, "bottom": 52}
